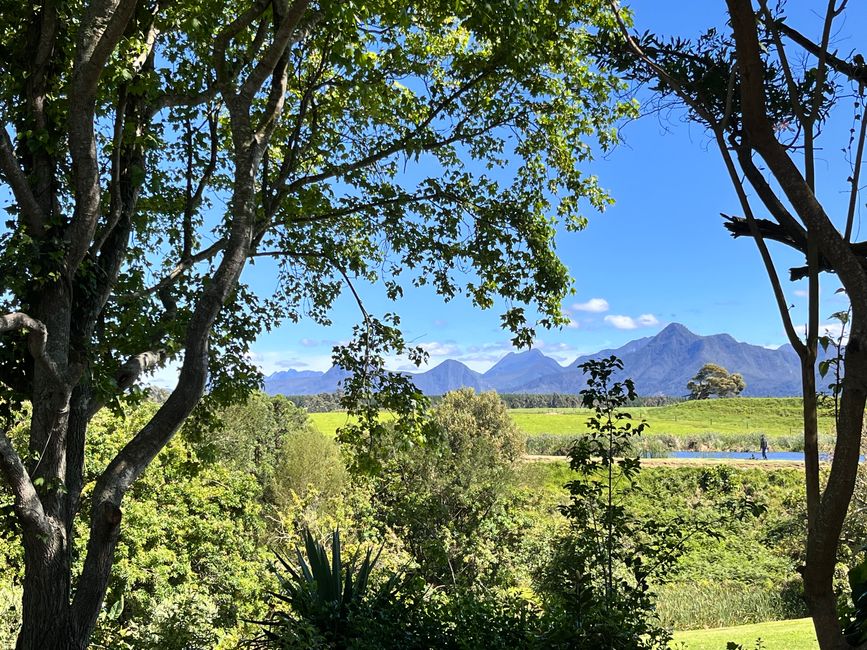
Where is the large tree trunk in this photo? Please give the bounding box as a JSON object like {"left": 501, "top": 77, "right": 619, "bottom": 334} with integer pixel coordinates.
{"left": 0, "top": 2, "right": 306, "bottom": 645}
{"left": 18, "top": 529, "right": 72, "bottom": 649}
{"left": 15, "top": 282, "right": 82, "bottom": 649}
{"left": 808, "top": 327, "right": 867, "bottom": 649}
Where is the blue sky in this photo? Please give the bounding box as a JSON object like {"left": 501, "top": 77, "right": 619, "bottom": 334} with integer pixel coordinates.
{"left": 208, "top": 3, "right": 864, "bottom": 380}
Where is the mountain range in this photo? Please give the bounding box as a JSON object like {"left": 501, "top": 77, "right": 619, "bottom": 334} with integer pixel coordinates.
{"left": 263, "top": 323, "right": 812, "bottom": 397}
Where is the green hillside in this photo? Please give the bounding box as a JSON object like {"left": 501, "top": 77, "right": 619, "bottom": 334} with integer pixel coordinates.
{"left": 309, "top": 398, "right": 836, "bottom": 453}
{"left": 510, "top": 398, "right": 835, "bottom": 437}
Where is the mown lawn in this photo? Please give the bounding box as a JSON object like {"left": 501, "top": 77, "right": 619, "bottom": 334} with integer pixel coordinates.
{"left": 672, "top": 618, "right": 817, "bottom": 649}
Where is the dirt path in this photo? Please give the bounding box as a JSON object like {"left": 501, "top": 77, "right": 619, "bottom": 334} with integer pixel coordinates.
{"left": 522, "top": 454, "right": 812, "bottom": 469}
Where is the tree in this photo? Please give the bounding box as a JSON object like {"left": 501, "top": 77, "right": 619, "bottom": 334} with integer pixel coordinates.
{"left": 0, "top": 1, "right": 630, "bottom": 647}
{"left": 371, "top": 389, "right": 526, "bottom": 589}
{"left": 539, "top": 356, "right": 738, "bottom": 650}
{"left": 686, "top": 363, "right": 746, "bottom": 400}
{"left": 601, "top": 2, "right": 867, "bottom": 647}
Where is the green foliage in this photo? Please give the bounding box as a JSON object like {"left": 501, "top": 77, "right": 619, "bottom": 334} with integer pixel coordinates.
{"left": 529, "top": 358, "right": 781, "bottom": 649}
{"left": 0, "top": 585, "right": 21, "bottom": 649}
{"left": 0, "top": 394, "right": 331, "bottom": 649}
{"left": 282, "top": 394, "right": 345, "bottom": 413}
{"left": 83, "top": 403, "right": 273, "bottom": 648}
{"left": 271, "top": 427, "right": 346, "bottom": 508}
{"left": 257, "top": 529, "right": 404, "bottom": 649}
{"left": 540, "top": 356, "right": 674, "bottom": 650}
{"left": 687, "top": 363, "right": 747, "bottom": 400}
{"left": 840, "top": 556, "right": 867, "bottom": 645}
{"left": 370, "top": 389, "right": 527, "bottom": 589}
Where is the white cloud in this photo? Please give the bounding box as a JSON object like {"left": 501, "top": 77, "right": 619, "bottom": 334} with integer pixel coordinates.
{"left": 566, "top": 318, "right": 580, "bottom": 329}
{"left": 299, "top": 338, "right": 319, "bottom": 347}
{"left": 604, "top": 313, "right": 660, "bottom": 330}
{"left": 793, "top": 289, "right": 808, "bottom": 298}
{"left": 795, "top": 322, "right": 849, "bottom": 344}
{"left": 572, "top": 298, "right": 609, "bottom": 313}
{"left": 604, "top": 314, "right": 639, "bottom": 329}
{"left": 420, "top": 341, "right": 461, "bottom": 356}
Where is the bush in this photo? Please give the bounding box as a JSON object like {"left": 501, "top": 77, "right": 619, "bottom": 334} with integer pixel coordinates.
{"left": 0, "top": 585, "right": 21, "bottom": 648}
{"left": 371, "top": 389, "right": 528, "bottom": 589}
{"left": 255, "top": 529, "right": 554, "bottom": 650}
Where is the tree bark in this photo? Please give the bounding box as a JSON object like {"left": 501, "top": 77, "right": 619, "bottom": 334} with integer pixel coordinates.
{"left": 17, "top": 528, "right": 77, "bottom": 650}
{"left": 724, "top": 1, "right": 867, "bottom": 646}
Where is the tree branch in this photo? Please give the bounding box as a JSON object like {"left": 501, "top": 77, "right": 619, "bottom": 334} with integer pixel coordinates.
{"left": 609, "top": 0, "right": 807, "bottom": 355}
{"left": 282, "top": 66, "right": 497, "bottom": 195}
{"left": 846, "top": 95, "right": 867, "bottom": 242}
{"left": 66, "top": 0, "right": 140, "bottom": 273}
{"left": 736, "top": 146, "right": 808, "bottom": 242}
{"left": 0, "top": 127, "right": 47, "bottom": 234}
{"left": 84, "top": 350, "right": 166, "bottom": 420}
{"left": 0, "top": 431, "right": 49, "bottom": 536}
{"left": 0, "top": 312, "right": 67, "bottom": 388}
{"left": 240, "top": 0, "right": 310, "bottom": 104}
{"left": 213, "top": 0, "right": 269, "bottom": 89}
{"left": 775, "top": 19, "right": 867, "bottom": 86}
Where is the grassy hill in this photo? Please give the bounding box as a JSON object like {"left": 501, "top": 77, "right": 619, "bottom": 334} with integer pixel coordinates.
{"left": 510, "top": 398, "right": 835, "bottom": 437}
{"left": 308, "top": 397, "right": 835, "bottom": 452}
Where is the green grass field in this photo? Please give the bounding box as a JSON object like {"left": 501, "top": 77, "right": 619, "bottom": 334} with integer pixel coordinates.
{"left": 672, "top": 617, "right": 817, "bottom": 649}
{"left": 308, "top": 398, "right": 835, "bottom": 452}
{"left": 510, "top": 398, "right": 835, "bottom": 437}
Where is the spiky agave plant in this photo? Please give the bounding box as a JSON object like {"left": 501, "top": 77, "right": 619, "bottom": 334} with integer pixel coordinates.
{"left": 256, "top": 529, "right": 405, "bottom": 648}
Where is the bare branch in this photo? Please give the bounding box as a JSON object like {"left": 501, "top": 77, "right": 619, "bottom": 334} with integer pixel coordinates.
{"left": 775, "top": 19, "right": 867, "bottom": 86}
{"left": 846, "top": 96, "right": 867, "bottom": 241}
{"left": 800, "top": 0, "right": 838, "bottom": 189}
{"left": 736, "top": 146, "right": 808, "bottom": 241}
{"left": 149, "top": 86, "right": 220, "bottom": 116}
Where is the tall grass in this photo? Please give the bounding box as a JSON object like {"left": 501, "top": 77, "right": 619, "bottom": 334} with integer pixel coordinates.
{"left": 524, "top": 431, "right": 836, "bottom": 456}
{"left": 656, "top": 579, "right": 806, "bottom": 630}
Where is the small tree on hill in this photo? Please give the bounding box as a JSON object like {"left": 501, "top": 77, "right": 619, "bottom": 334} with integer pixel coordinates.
{"left": 687, "top": 363, "right": 746, "bottom": 400}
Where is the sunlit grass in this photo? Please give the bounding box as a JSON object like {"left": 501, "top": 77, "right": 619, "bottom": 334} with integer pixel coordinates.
{"left": 309, "top": 398, "right": 835, "bottom": 452}
{"left": 672, "top": 617, "right": 817, "bottom": 650}
{"left": 511, "top": 398, "right": 835, "bottom": 438}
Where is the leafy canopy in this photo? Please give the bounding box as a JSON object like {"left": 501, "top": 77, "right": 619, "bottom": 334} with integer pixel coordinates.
{"left": 0, "top": 0, "right": 632, "bottom": 414}
{"left": 687, "top": 363, "right": 746, "bottom": 400}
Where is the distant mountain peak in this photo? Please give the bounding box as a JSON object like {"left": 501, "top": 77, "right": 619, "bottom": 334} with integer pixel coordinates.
{"left": 263, "top": 322, "right": 812, "bottom": 397}
{"left": 656, "top": 322, "right": 695, "bottom": 338}
{"left": 435, "top": 358, "right": 471, "bottom": 370}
